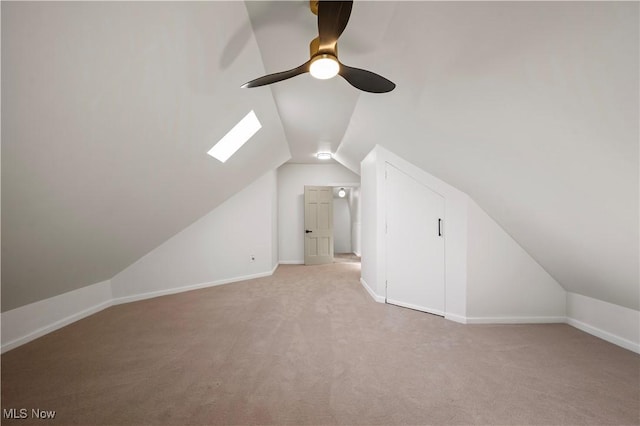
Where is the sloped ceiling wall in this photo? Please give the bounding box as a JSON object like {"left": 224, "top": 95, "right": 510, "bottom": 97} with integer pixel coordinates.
{"left": 2, "top": 2, "right": 291, "bottom": 311}
{"left": 335, "top": 2, "right": 638, "bottom": 309}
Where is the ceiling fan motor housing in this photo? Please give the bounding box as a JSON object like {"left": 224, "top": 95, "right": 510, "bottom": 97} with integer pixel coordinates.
{"left": 309, "top": 37, "right": 337, "bottom": 57}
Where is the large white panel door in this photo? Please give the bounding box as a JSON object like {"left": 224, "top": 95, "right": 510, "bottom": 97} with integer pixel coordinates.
{"left": 386, "top": 163, "right": 445, "bottom": 315}
{"left": 304, "top": 186, "right": 334, "bottom": 265}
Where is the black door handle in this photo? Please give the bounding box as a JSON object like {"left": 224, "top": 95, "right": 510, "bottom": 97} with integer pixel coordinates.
{"left": 438, "top": 218, "right": 442, "bottom": 237}
{"left": 305, "top": 230, "right": 312, "bottom": 234}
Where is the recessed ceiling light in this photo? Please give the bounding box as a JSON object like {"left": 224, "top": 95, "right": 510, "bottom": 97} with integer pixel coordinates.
{"left": 338, "top": 188, "right": 346, "bottom": 198}
{"left": 207, "top": 110, "right": 261, "bottom": 163}
{"left": 316, "top": 152, "right": 332, "bottom": 160}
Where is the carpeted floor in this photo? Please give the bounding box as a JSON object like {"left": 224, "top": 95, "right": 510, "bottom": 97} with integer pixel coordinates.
{"left": 1, "top": 263, "right": 639, "bottom": 425}
{"left": 333, "top": 253, "right": 361, "bottom": 263}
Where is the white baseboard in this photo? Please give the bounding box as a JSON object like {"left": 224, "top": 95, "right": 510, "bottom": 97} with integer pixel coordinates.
{"left": 387, "top": 299, "right": 444, "bottom": 317}
{"left": 567, "top": 317, "right": 639, "bottom": 354}
{"left": 566, "top": 292, "right": 639, "bottom": 354}
{"left": 1, "top": 280, "right": 113, "bottom": 354}
{"left": 278, "top": 260, "right": 304, "bottom": 265}
{"left": 112, "top": 267, "right": 278, "bottom": 305}
{"left": 444, "top": 313, "right": 467, "bottom": 324}
{"left": 447, "top": 310, "right": 638, "bottom": 354}
{"left": 360, "top": 277, "right": 385, "bottom": 303}
{"left": 465, "top": 316, "right": 566, "bottom": 324}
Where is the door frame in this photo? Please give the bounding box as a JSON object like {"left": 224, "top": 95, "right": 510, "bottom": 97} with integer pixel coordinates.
{"left": 384, "top": 162, "right": 447, "bottom": 316}
{"left": 303, "top": 182, "right": 361, "bottom": 264}
{"left": 360, "top": 146, "right": 472, "bottom": 323}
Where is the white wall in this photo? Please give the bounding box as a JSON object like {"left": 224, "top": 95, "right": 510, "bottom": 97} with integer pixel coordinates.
{"left": 111, "top": 171, "right": 278, "bottom": 301}
{"left": 333, "top": 197, "right": 352, "bottom": 253}
{"left": 466, "top": 200, "right": 566, "bottom": 321}
{"left": 349, "top": 186, "right": 362, "bottom": 256}
{"left": 271, "top": 171, "right": 279, "bottom": 269}
{"left": 360, "top": 151, "right": 381, "bottom": 300}
{"left": 567, "top": 292, "right": 640, "bottom": 353}
{"left": 277, "top": 163, "right": 360, "bottom": 263}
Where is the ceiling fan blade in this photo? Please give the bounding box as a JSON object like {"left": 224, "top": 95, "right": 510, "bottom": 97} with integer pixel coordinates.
{"left": 339, "top": 64, "right": 395, "bottom": 93}
{"left": 318, "top": 1, "right": 353, "bottom": 50}
{"left": 241, "top": 61, "right": 310, "bottom": 88}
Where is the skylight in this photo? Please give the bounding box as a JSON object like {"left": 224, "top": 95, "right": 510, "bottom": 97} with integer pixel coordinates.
{"left": 207, "top": 110, "right": 262, "bottom": 163}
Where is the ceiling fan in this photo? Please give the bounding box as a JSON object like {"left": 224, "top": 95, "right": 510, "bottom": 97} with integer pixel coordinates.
{"left": 241, "top": 0, "right": 395, "bottom": 94}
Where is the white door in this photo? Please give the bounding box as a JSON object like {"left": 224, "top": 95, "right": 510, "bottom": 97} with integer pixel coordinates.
{"left": 386, "top": 163, "right": 445, "bottom": 315}
{"left": 304, "top": 186, "right": 334, "bottom": 265}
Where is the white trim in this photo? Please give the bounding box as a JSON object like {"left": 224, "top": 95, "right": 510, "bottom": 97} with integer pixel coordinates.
{"left": 1, "top": 280, "right": 113, "bottom": 354}
{"left": 360, "top": 277, "right": 385, "bottom": 303}
{"left": 387, "top": 299, "right": 445, "bottom": 317}
{"left": 112, "top": 269, "right": 277, "bottom": 305}
{"left": 441, "top": 312, "right": 638, "bottom": 353}
{"left": 565, "top": 292, "right": 639, "bottom": 354}
{"left": 278, "top": 260, "right": 304, "bottom": 265}
{"left": 567, "top": 317, "right": 640, "bottom": 354}
{"left": 446, "top": 314, "right": 639, "bottom": 353}
{"left": 444, "top": 313, "right": 467, "bottom": 324}
{"left": 353, "top": 251, "right": 361, "bottom": 257}
{"left": 465, "top": 316, "right": 566, "bottom": 324}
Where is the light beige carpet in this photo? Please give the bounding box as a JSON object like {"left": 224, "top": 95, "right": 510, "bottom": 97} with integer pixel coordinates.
{"left": 2, "top": 263, "right": 639, "bottom": 425}
{"left": 333, "top": 253, "right": 360, "bottom": 263}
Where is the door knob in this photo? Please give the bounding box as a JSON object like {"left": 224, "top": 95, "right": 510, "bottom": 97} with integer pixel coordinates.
{"left": 305, "top": 230, "right": 312, "bottom": 233}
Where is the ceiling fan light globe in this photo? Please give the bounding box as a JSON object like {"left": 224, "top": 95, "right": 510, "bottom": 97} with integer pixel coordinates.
{"left": 310, "top": 55, "right": 340, "bottom": 80}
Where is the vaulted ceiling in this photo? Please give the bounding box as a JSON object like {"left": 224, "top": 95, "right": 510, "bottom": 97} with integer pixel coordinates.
{"left": 243, "top": 1, "right": 639, "bottom": 310}
{"left": 2, "top": 2, "right": 638, "bottom": 312}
